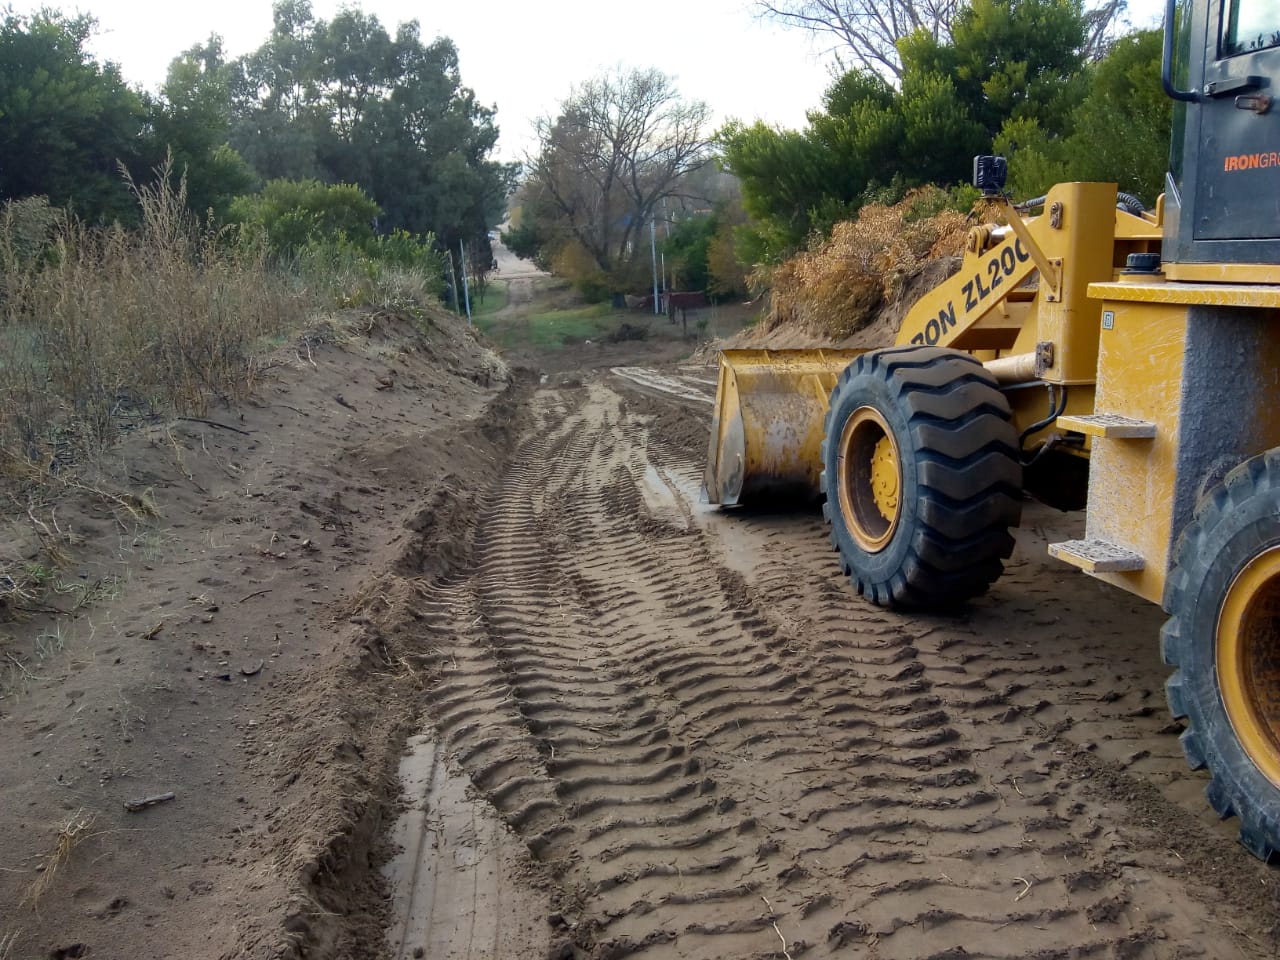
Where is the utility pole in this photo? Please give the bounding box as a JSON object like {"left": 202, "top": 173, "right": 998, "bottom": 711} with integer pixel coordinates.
{"left": 459, "top": 239, "right": 472, "bottom": 323}
{"left": 662, "top": 198, "right": 671, "bottom": 293}
{"left": 650, "top": 216, "right": 660, "bottom": 316}
{"left": 446, "top": 249, "right": 460, "bottom": 314}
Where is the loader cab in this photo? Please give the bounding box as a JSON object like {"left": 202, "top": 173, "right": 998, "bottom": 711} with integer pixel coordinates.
{"left": 1164, "top": 0, "right": 1280, "bottom": 270}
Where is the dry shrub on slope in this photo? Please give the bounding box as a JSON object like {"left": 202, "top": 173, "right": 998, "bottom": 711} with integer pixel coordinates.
{"left": 761, "top": 187, "right": 973, "bottom": 340}
{"left": 0, "top": 175, "right": 308, "bottom": 489}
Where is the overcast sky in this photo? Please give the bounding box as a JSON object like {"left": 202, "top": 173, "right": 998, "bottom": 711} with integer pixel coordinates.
{"left": 17, "top": 0, "right": 1168, "bottom": 161}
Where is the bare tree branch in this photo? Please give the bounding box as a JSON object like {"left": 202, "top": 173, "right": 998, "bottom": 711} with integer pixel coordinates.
{"left": 755, "top": 0, "right": 960, "bottom": 80}
{"left": 524, "top": 67, "right": 713, "bottom": 281}
{"left": 1082, "top": 0, "right": 1129, "bottom": 61}
{"left": 756, "top": 0, "right": 1124, "bottom": 78}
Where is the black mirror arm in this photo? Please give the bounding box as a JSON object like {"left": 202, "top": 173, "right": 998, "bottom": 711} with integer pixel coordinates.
{"left": 1163, "top": 0, "right": 1201, "bottom": 102}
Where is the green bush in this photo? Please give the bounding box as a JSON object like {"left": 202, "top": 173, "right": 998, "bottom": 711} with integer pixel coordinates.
{"left": 230, "top": 180, "right": 448, "bottom": 307}
{"left": 229, "top": 179, "right": 379, "bottom": 256}
{"left": 292, "top": 232, "right": 447, "bottom": 309}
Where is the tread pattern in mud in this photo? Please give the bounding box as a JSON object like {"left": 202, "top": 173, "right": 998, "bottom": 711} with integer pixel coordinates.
{"left": 410, "top": 380, "right": 1271, "bottom": 960}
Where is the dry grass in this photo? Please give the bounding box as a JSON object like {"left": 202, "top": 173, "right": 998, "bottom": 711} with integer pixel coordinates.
{"left": 760, "top": 187, "right": 974, "bottom": 340}
{"left": 0, "top": 458, "right": 155, "bottom": 625}
{"left": 0, "top": 166, "right": 319, "bottom": 631}
{"left": 0, "top": 509, "right": 73, "bottom": 624}
{"left": 0, "top": 165, "right": 451, "bottom": 634}
{"left": 0, "top": 566, "right": 41, "bottom": 619}
{"left": 20, "top": 808, "right": 96, "bottom": 909}
{"left": 0, "top": 164, "right": 310, "bottom": 495}
{"left": 0, "top": 930, "right": 17, "bottom": 960}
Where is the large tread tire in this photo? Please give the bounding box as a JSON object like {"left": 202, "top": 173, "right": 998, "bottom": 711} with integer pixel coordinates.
{"left": 819, "top": 346, "right": 1022, "bottom": 609}
{"left": 1163, "top": 449, "right": 1280, "bottom": 862}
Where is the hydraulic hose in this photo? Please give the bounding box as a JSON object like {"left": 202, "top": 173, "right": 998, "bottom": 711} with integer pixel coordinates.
{"left": 1117, "top": 192, "right": 1146, "bottom": 215}
{"left": 1018, "top": 384, "right": 1069, "bottom": 453}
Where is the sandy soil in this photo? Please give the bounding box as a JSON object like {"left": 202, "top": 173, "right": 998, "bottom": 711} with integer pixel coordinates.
{"left": 387, "top": 369, "right": 1280, "bottom": 959}
{"left": 0, "top": 307, "right": 527, "bottom": 958}
{"left": 3, "top": 284, "right": 1279, "bottom": 959}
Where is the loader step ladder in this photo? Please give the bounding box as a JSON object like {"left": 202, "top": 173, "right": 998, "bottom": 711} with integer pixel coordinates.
{"left": 1048, "top": 539, "right": 1146, "bottom": 573}
{"left": 1055, "top": 414, "right": 1157, "bottom": 439}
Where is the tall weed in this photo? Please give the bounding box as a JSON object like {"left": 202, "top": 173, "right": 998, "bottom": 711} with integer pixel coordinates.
{"left": 0, "top": 168, "right": 309, "bottom": 485}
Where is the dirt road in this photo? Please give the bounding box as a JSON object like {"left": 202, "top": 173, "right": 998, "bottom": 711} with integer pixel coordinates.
{"left": 391, "top": 369, "right": 1279, "bottom": 959}
{"left": 3, "top": 296, "right": 1277, "bottom": 959}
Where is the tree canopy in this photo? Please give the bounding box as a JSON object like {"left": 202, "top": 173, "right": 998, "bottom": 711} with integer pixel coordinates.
{"left": 2, "top": 0, "right": 1174, "bottom": 303}
{"left": 0, "top": 1, "right": 511, "bottom": 272}
{"left": 226, "top": 1, "right": 515, "bottom": 255}
{"left": 994, "top": 27, "right": 1169, "bottom": 201}
{"left": 0, "top": 10, "right": 150, "bottom": 223}
{"left": 154, "top": 38, "right": 255, "bottom": 221}
{"left": 723, "top": 0, "right": 1166, "bottom": 265}
{"left": 510, "top": 67, "right": 714, "bottom": 296}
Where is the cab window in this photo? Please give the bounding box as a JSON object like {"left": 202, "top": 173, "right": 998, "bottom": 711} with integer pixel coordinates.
{"left": 1222, "top": 0, "right": 1280, "bottom": 55}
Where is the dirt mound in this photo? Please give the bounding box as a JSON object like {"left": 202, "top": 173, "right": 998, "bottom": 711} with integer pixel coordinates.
{"left": 0, "top": 304, "right": 524, "bottom": 960}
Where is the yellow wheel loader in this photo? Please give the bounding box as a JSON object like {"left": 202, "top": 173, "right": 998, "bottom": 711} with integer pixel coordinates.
{"left": 704, "top": 0, "right": 1280, "bottom": 860}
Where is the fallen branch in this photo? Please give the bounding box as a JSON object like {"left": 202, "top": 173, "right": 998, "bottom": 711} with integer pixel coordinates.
{"left": 761, "top": 894, "right": 794, "bottom": 960}
{"left": 4, "top": 653, "right": 43, "bottom": 681}
{"left": 124, "top": 792, "right": 176, "bottom": 813}
{"left": 176, "top": 417, "right": 253, "bottom": 436}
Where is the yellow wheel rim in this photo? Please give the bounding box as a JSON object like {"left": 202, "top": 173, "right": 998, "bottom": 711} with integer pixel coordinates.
{"left": 1217, "top": 546, "right": 1280, "bottom": 790}
{"left": 836, "top": 406, "right": 902, "bottom": 553}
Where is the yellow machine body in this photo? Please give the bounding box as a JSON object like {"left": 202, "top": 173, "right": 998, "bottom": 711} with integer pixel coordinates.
{"left": 705, "top": 182, "right": 1163, "bottom": 514}
{"left": 703, "top": 181, "right": 1280, "bottom": 606}
{"left": 1072, "top": 280, "right": 1280, "bottom": 602}
{"left": 701, "top": 1, "right": 1280, "bottom": 861}
{"left": 704, "top": 183, "right": 1280, "bottom": 606}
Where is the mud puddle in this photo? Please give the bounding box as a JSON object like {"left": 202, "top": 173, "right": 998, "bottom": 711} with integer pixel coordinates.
{"left": 384, "top": 735, "right": 551, "bottom": 960}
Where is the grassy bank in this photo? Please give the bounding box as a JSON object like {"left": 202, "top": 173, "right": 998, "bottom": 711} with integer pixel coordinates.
{"left": 1, "top": 186, "right": 301, "bottom": 484}
{"left": 0, "top": 175, "right": 450, "bottom": 620}
{"left": 475, "top": 301, "right": 623, "bottom": 350}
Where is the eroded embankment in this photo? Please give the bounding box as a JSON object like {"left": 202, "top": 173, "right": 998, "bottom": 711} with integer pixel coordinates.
{"left": 268, "top": 371, "right": 544, "bottom": 960}
{"left": 0, "top": 307, "right": 532, "bottom": 960}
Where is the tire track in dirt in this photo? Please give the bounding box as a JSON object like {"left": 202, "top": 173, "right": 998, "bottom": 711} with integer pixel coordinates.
{"left": 701, "top": 509, "right": 1161, "bottom": 956}
{"left": 626, "top": 380, "right": 1279, "bottom": 955}
{"left": 407, "top": 375, "right": 1275, "bottom": 959}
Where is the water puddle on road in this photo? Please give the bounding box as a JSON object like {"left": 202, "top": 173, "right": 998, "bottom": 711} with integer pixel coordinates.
{"left": 664, "top": 467, "right": 713, "bottom": 514}
{"left": 638, "top": 463, "right": 692, "bottom": 529}
{"left": 383, "top": 735, "right": 550, "bottom": 960}
{"left": 657, "top": 463, "right": 792, "bottom": 579}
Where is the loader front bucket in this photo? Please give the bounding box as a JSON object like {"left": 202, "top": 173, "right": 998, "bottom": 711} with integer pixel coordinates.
{"left": 703, "top": 349, "right": 864, "bottom": 505}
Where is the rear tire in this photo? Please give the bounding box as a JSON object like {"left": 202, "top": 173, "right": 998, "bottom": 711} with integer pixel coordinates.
{"left": 820, "top": 346, "right": 1022, "bottom": 609}
{"left": 1163, "top": 450, "right": 1280, "bottom": 861}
